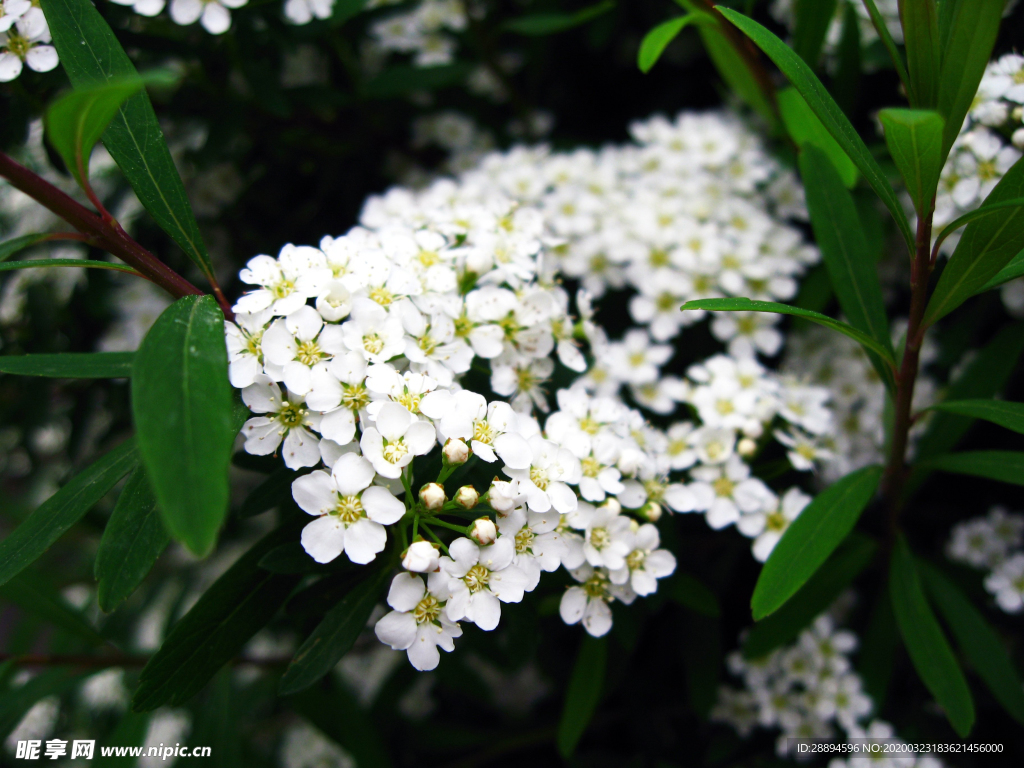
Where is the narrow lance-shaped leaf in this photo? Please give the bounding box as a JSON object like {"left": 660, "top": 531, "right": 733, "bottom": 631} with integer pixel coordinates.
{"left": 0, "top": 573, "right": 107, "bottom": 646}
{"left": 504, "top": 0, "right": 614, "bottom": 36}
{"left": 751, "top": 465, "right": 882, "bottom": 620}
{"left": 40, "top": 0, "right": 215, "bottom": 282}
{"left": 95, "top": 466, "right": 170, "bottom": 612}
{"left": 889, "top": 536, "right": 974, "bottom": 737}
{"left": 918, "top": 451, "right": 1024, "bottom": 487}
{"left": 926, "top": 399, "right": 1024, "bottom": 436}
{"left": 980, "top": 247, "right": 1024, "bottom": 293}
{"left": 798, "top": 145, "right": 892, "bottom": 371}
{"left": 0, "top": 669, "right": 83, "bottom": 741}
{"left": 93, "top": 711, "right": 151, "bottom": 768}
{"left": 638, "top": 14, "right": 706, "bottom": 74}
{"left": 0, "top": 259, "right": 141, "bottom": 275}
{"left": 878, "top": 109, "right": 945, "bottom": 216}
{"left": 932, "top": 197, "right": 1024, "bottom": 258}
{"left": 0, "top": 439, "right": 138, "bottom": 587}
{"left": 925, "top": 155, "right": 1024, "bottom": 325}
{"left": 936, "top": 0, "right": 1004, "bottom": 157}
{"left": 0, "top": 234, "right": 50, "bottom": 263}
{"left": 557, "top": 635, "right": 607, "bottom": 758}
{"left": 898, "top": 0, "right": 941, "bottom": 108}
{"left": 278, "top": 564, "right": 391, "bottom": 695}
{"left": 792, "top": 0, "right": 837, "bottom": 68}
{"left": 920, "top": 562, "right": 1024, "bottom": 725}
{"left": 132, "top": 296, "right": 235, "bottom": 557}
{"left": 862, "top": 0, "right": 911, "bottom": 98}
{"left": 715, "top": 7, "right": 914, "bottom": 251}
{"left": 781, "top": 88, "right": 858, "bottom": 187}
{"left": 0, "top": 352, "right": 134, "bottom": 379}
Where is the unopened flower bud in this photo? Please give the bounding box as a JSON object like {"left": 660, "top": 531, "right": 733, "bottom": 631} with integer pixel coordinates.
{"left": 402, "top": 540, "right": 440, "bottom": 572}
{"left": 599, "top": 497, "right": 622, "bottom": 516}
{"left": 419, "top": 482, "right": 446, "bottom": 510}
{"left": 443, "top": 438, "right": 469, "bottom": 465}
{"left": 455, "top": 485, "right": 479, "bottom": 509}
{"left": 641, "top": 501, "right": 663, "bottom": 522}
{"left": 488, "top": 478, "right": 519, "bottom": 512}
{"left": 470, "top": 517, "right": 497, "bottom": 546}
{"left": 738, "top": 438, "right": 757, "bottom": 457}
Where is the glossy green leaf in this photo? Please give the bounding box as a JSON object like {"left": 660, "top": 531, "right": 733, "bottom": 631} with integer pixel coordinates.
{"left": 832, "top": 1, "right": 861, "bottom": 114}
{"left": 936, "top": 0, "right": 1004, "bottom": 157}
{"left": 927, "top": 399, "right": 1024, "bottom": 436}
{"left": 898, "top": 0, "right": 941, "bottom": 108}
{"left": 925, "top": 155, "right": 1024, "bottom": 325}
{"left": 0, "top": 352, "right": 133, "bottom": 378}
{"left": 132, "top": 296, "right": 235, "bottom": 557}
{"left": 132, "top": 525, "right": 303, "bottom": 711}
{"left": 0, "top": 439, "right": 137, "bottom": 587}
{"left": 239, "top": 466, "right": 308, "bottom": 518}
{"left": 889, "top": 536, "right": 974, "bottom": 736}
{"left": 279, "top": 563, "right": 390, "bottom": 694}
{"left": 744, "top": 534, "right": 876, "bottom": 659}
{"left": 918, "top": 451, "right": 1024, "bottom": 486}
{"left": 920, "top": 562, "right": 1024, "bottom": 725}
{"left": 259, "top": 541, "right": 348, "bottom": 574}
{"left": 681, "top": 297, "right": 897, "bottom": 370}
{"left": 782, "top": 88, "right": 858, "bottom": 187}
{"left": 0, "top": 234, "right": 49, "bottom": 263}
{"left": 638, "top": 14, "right": 705, "bottom": 74}
{"left": 861, "top": 0, "right": 911, "bottom": 96}
{"left": 0, "top": 573, "right": 107, "bottom": 646}
{"left": 95, "top": 466, "right": 169, "bottom": 612}
{"left": 978, "top": 247, "right": 1024, "bottom": 292}
{"left": 798, "top": 145, "right": 891, "bottom": 361}
{"left": 716, "top": 7, "right": 914, "bottom": 251}
{"left": 878, "top": 108, "right": 945, "bottom": 215}
{"left": 751, "top": 465, "right": 881, "bottom": 620}
{"left": 933, "top": 197, "right": 1024, "bottom": 257}
{"left": 0, "top": 669, "right": 83, "bottom": 740}
{"left": 93, "top": 711, "right": 151, "bottom": 767}
{"left": 858, "top": 587, "right": 899, "bottom": 708}
{"left": 45, "top": 77, "right": 146, "bottom": 188}
{"left": 40, "top": 0, "right": 214, "bottom": 282}
{"left": 792, "top": 0, "right": 837, "bottom": 67}
{"left": 557, "top": 635, "right": 607, "bottom": 758}
{"left": 505, "top": 0, "right": 614, "bottom": 36}
{"left": 0, "top": 259, "right": 141, "bottom": 275}
{"left": 664, "top": 571, "right": 720, "bottom": 617}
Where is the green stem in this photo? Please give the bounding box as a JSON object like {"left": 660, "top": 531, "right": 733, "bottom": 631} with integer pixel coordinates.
{"left": 420, "top": 524, "right": 450, "bottom": 557}
{"left": 424, "top": 517, "right": 470, "bottom": 535}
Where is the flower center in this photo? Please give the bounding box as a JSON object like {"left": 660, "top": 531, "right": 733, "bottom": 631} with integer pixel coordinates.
{"left": 382, "top": 440, "right": 409, "bottom": 464}
{"left": 417, "top": 334, "right": 437, "bottom": 356}
{"left": 5, "top": 32, "right": 32, "bottom": 60}
{"left": 628, "top": 352, "right": 646, "bottom": 367}
{"left": 590, "top": 526, "right": 611, "bottom": 550}
{"left": 397, "top": 391, "right": 421, "bottom": 414}
{"left": 245, "top": 329, "right": 263, "bottom": 358}
{"left": 578, "top": 416, "right": 600, "bottom": 435}
{"left": 529, "top": 467, "right": 548, "bottom": 490}
{"left": 765, "top": 510, "right": 788, "bottom": 532}
{"left": 626, "top": 549, "right": 645, "bottom": 571}
{"left": 295, "top": 339, "right": 323, "bottom": 366}
{"left": 712, "top": 477, "right": 735, "bottom": 497}
{"left": 369, "top": 286, "right": 394, "bottom": 306}
{"left": 656, "top": 292, "right": 676, "bottom": 312}
{"left": 643, "top": 479, "right": 666, "bottom": 503}
{"left": 363, "top": 333, "right": 385, "bottom": 355}
{"left": 276, "top": 401, "right": 307, "bottom": 429}
{"left": 581, "top": 456, "right": 601, "bottom": 478}
{"left": 716, "top": 399, "right": 734, "bottom": 415}
{"left": 417, "top": 250, "right": 440, "bottom": 267}
{"left": 341, "top": 382, "right": 370, "bottom": 411}
{"left": 472, "top": 419, "right": 496, "bottom": 445}
{"left": 413, "top": 594, "right": 441, "bottom": 624}
{"left": 648, "top": 248, "right": 670, "bottom": 268}
{"left": 514, "top": 527, "right": 534, "bottom": 555}
{"left": 582, "top": 572, "right": 609, "bottom": 600}
{"left": 464, "top": 564, "right": 490, "bottom": 593}
{"left": 271, "top": 278, "right": 295, "bottom": 300}
{"left": 977, "top": 160, "right": 998, "bottom": 181}
{"left": 333, "top": 495, "right": 364, "bottom": 524}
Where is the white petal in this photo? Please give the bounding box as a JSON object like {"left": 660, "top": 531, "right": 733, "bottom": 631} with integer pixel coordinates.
{"left": 291, "top": 470, "right": 336, "bottom": 516}
{"left": 467, "top": 590, "right": 501, "bottom": 630}
{"left": 282, "top": 427, "right": 321, "bottom": 469}
{"left": 375, "top": 402, "right": 413, "bottom": 440}
{"left": 25, "top": 45, "right": 59, "bottom": 73}
{"left": 300, "top": 516, "right": 346, "bottom": 563}
{"left": 493, "top": 433, "right": 532, "bottom": 469}
{"left": 170, "top": 0, "right": 204, "bottom": 24}
{"left": 560, "top": 587, "right": 587, "bottom": 625}
{"left": 201, "top": 2, "right": 232, "bottom": 34}
{"left": 362, "top": 486, "right": 406, "bottom": 525}
{"left": 374, "top": 611, "right": 417, "bottom": 650}
{"left": 582, "top": 599, "right": 612, "bottom": 637}
{"left": 344, "top": 519, "right": 387, "bottom": 564}
{"left": 407, "top": 626, "right": 443, "bottom": 670}
{"left": 0, "top": 52, "right": 23, "bottom": 82}
{"left": 387, "top": 572, "right": 426, "bottom": 611}
{"left": 332, "top": 453, "right": 375, "bottom": 495}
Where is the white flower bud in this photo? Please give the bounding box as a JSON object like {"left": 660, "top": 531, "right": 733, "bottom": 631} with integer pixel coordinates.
{"left": 469, "top": 517, "right": 497, "bottom": 546}
{"left": 599, "top": 497, "right": 621, "bottom": 516}
{"left": 419, "top": 482, "right": 446, "bottom": 510}
{"left": 737, "top": 438, "right": 757, "bottom": 457}
{"left": 402, "top": 540, "right": 440, "bottom": 572}
{"left": 455, "top": 485, "right": 479, "bottom": 509}
{"left": 443, "top": 438, "right": 470, "bottom": 465}
{"left": 487, "top": 478, "right": 519, "bottom": 512}
{"left": 641, "top": 501, "right": 662, "bottom": 522}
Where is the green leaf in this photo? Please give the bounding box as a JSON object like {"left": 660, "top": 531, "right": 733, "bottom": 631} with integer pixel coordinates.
{"left": 781, "top": 88, "right": 858, "bottom": 187}
{"left": 0, "top": 234, "right": 50, "bottom": 263}
{"left": 557, "top": 635, "right": 607, "bottom": 758}
{"left": 40, "top": 0, "right": 214, "bottom": 282}
{"left": 832, "top": 1, "right": 862, "bottom": 114}
{"left": 292, "top": 681, "right": 392, "bottom": 768}
{"left": 45, "top": 77, "right": 146, "bottom": 188}
{"left": 898, "top": 0, "right": 941, "bottom": 108}
{"left": 0, "top": 258, "right": 141, "bottom": 275}
{"left": 132, "top": 524, "right": 303, "bottom": 711}
{"left": 681, "top": 297, "right": 897, "bottom": 371}
{"left": 792, "top": 0, "right": 837, "bottom": 67}
{"left": 715, "top": 7, "right": 915, "bottom": 251}
{"left": 259, "top": 541, "right": 347, "bottom": 574}
{"left": 0, "top": 439, "right": 137, "bottom": 588}
{"left": 862, "top": 0, "right": 911, "bottom": 97}
{"left": 0, "top": 573, "right": 107, "bottom": 646}
{"left": 0, "top": 668, "right": 83, "bottom": 741}
{"left": 239, "top": 466, "right": 307, "bottom": 518}
{"left": 278, "top": 563, "right": 390, "bottom": 694}
{"left": 978, "top": 247, "right": 1024, "bottom": 292}
{"left": 933, "top": 197, "right": 1024, "bottom": 258}
{"left": 920, "top": 562, "right": 1024, "bottom": 725}
{"left": 927, "top": 399, "right": 1024, "bottom": 436}
{"left": 638, "top": 15, "right": 705, "bottom": 74}
{"left": 0, "top": 352, "right": 133, "bottom": 378}
{"left": 93, "top": 710, "right": 151, "bottom": 767}
{"left": 132, "top": 296, "right": 235, "bottom": 557}
{"left": 191, "top": 671, "right": 240, "bottom": 768}
{"left": 95, "top": 466, "right": 169, "bottom": 612}
{"left": 664, "top": 571, "right": 720, "bottom": 617}
{"left": 858, "top": 587, "right": 899, "bottom": 708}
{"left": 504, "top": 1, "right": 615, "bottom": 36}
{"left": 936, "top": 0, "right": 1004, "bottom": 157}
{"left": 744, "top": 534, "right": 876, "bottom": 659}
{"left": 361, "top": 62, "right": 474, "bottom": 99}
{"left": 798, "top": 144, "right": 892, "bottom": 369}
{"left": 918, "top": 451, "right": 1024, "bottom": 486}
{"left": 925, "top": 155, "right": 1024, "bottom": 324}
{"left": 889, "top": 536, "right": 974, "bottom": 736}
{"left": 751, "top": 465, "right": 881, "bottom": 620}
{"left": 878, "top": 108, "right": 945, "bottom": 216}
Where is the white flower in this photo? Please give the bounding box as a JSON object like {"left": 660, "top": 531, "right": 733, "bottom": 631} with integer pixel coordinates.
{"left": 0, "top": 15, "right": 58, "bottom": 82}
{"left": 284, "top": 0, "right": 334, "bottom": 25}
{"left": 501, "top": 435, "right": 581, "bottom": 514}
{"left": 737, "top": 487, "right": 811, "bottom": 562}
{"left": 224, "top": 310, "right": 272, "bottom": 388}
{"left": 690, "top": 455, "right": 777, "bottom": 530}
{"left": 437, "top": 391, "right": 532, "bottom": 468}
{"left": 360, "top": 402, "right": 436, "bottom": 478}
{"left": 567, "top": 501, "right": 635, "bottom": 570}
{"left": 441, "top": 536, "right": 529, "bottom": 631}
{"left": 403, "top": 540, "right": 440, "bottom": 573}
{"left": 305, "top": 352, "right": 369, "bottom": 446}
{"left": 241, "top": 375, "right": 322, "bottom": 469}
{"left": 293, "top": 453, "right": 405, "bottom": 564}
{"left": 374, "top": 572, "right": 462, "bottom": 671}
{"left": 469, "top": 517, "right": 497, "bottom": 546}
{"left": 559, "top": 564, "right": 634, "bottom": 637}
{"left": 235, "top": 245, "right": 330, "bottom": 316}
{"left": 497, "top": 506, "right": 568, "bottom": 590}
{"left": 985, "top": 553, "right": 1024, "bottom": 613}
{"left": 341, "top": 297, "right": 406, "bottom": 364}
{"left": 170, "top": 0, "right": 249, "bottom": 35}
{"left": 262, "top": 306, "right": 345, "bottom": 395}
{"left": 0, "top": 1, "right": 31, "bottom": 35}
{"left": 608, "top": 523, "right": 676, "bottom": 595}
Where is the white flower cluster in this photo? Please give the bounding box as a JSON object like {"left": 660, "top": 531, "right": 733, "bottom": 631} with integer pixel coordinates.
{"left": 0, "top": 0, "right": 57, "bottom": 82}
{"left": 946, "top": 506, "right": 1024, "bottom": 614}
{"left": 368, "top": 0, "right": 466, "bottom": 68}
{"left": 110, "top": 0, "right": 249, "bottom": 35}
{"left": 713, "top": 613, "right": 942, "bottom": 768}
{"left": 770, "top": 0, "right": 902, "bottom": 69}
